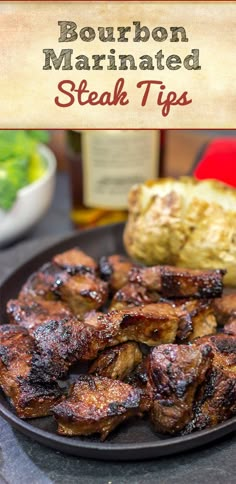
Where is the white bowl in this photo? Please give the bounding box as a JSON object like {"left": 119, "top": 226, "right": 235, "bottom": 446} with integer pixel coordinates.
{"left": 0, "top": 144, "right": 56, "bottom": 247}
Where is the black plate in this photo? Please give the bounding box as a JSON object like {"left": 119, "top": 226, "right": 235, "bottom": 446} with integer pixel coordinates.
{"left": 0, "top": 223, "right": 235, "bottom": 461}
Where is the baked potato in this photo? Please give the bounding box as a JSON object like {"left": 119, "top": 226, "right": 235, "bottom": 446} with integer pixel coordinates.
{"left": 123, "top": 177, "right": 236, "bottom": 286}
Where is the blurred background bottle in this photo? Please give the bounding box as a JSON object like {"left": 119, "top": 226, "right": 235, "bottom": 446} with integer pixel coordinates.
{"left": 66, "top": 130, "right": 162, "bottom": 228}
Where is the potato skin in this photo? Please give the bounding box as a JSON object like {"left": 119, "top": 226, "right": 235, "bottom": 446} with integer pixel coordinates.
{"left": 123, "top": 177, "right": 236, "bottom": 286}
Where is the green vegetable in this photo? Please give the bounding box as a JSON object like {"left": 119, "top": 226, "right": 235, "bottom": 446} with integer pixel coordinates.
{"left": 0, "top": 176, "right": 17, "bottom": 210}
{"left": 26, "top": 130, "right": 50, "bottom": 144}
{"left": 1, "top": 158, "right": 28, "bottom": 190}
{"left": 0, "top": 131, "right": 35, "bottom": 161}
{"left": 0, "top": 130, "right": 49, "bottom": 211}
{"left": 28, "top": 151, "right": 47, "bottom": 183}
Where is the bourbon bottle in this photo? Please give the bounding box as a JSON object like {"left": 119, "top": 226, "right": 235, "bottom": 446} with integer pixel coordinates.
{"left": 67, "top": 130, "right": 162, "bottom": 228}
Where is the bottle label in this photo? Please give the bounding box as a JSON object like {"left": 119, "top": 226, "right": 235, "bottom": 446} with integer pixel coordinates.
{"left": 82, "top": 131, "right": 160, "bottom": 209}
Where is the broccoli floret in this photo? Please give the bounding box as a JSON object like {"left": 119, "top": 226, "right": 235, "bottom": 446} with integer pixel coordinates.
{"left": 26, "top": 130, "right": 49, "bottom": 144}
{"left": 0, "top": 158, "right": 28, "bottom": 190}
{"left": 0, "top": 131, "right": 36, "bottom": 162}
{"left": 0, "top": 158, "right": 29, "bottom": 211}
{"left": 0, "top": 130, "right": 49, "bottom": 211}
{"left": 0, "top": 174, "right": 17, "bottom": 211}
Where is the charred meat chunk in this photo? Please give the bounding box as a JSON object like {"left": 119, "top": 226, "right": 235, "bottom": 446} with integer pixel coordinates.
{"left": 129, "top": 266, "right": 225, "bottom": 299}
{"left": 30, "top": 304, "right": 180, "bottom": 382}
{"left": 19, "top": 262, "right": 67, "bottom": 300}
{"left": 125, "top": 356, "right": 151, "bottom": 411}
{"left": 99, "top": 254, "right": 135, "bottom": 292}
{"left": 20, "top": 260, "right": 108, "bottom": 319}
{"left": 85, "top": 303, "right": 180, "bottom": 349}
{"left": 106, "top": 303, "right": 180, "bottom": 347}
{"left": 224, "top": 318, "right": 236, "bottom": 335}
{"left": 0, "top": 325, "right": 32, "bottom": 377}
{"left": 183, "top": 299, "right": 217, "bottom": 341}
{"left": 12, "top": 379, "right": 63, "bottom": 419}
{"left": 111, "top": 290, "right": 217, "bottom": 343}
{"left": 53, "top": 272, "right": 108, "bottom": 317}
{"left": 29, "top": 317, "right": 92, "bottom": 382}
{"left": 190, "top": 334, "right": 236, "bottom": 430}
{"left": 173, "top": 299, "right": 217, "bottom": 342}
{"left": 212, "top": 294, "right": 236, "bottom": 326}
{"left": 110, "top": 283, "right": 161, "bottom": 310}
{"left": 0, "top": 325, "right": 62, "bottom": 417}
{"left": 89, "top": 342, "right": 142, "bottom": 380}
{"left": 7, "top": 297, "right": 73, "bottom": 333}
{"left": 147, "top": 343, "right": 213, "bottom": 434}
{"left": 126, "top": 357, "right": 149, "bottom": 390}
{"left": 53, "top": 247, "right": 97, "bottom": 275}
{"left": 52, "top": 375, "right": 144, "bottom": 440}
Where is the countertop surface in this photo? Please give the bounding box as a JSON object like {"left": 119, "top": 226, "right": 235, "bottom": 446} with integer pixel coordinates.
{"left": 0, "top": 173, "right": 235, "bottom": 484}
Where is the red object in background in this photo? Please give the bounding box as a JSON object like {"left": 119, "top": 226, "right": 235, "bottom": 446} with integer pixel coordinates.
{"left": 193, "top": 138, "right": 236, "bottom": 188}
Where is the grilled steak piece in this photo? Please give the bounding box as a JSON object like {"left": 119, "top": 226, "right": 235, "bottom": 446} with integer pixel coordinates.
{"left": 125, "top": 356, "right": 151, "bottom": 411}
{"left": 53, "top": 247, "right": 97, "bottom": 275}
{"left": 224, "top": 318, "right": 236, "bottom": 335}
{"left": 129, "top": 266, "right": 225, "bottom": 299}
{"left": 126, "top": 357, "right": 149, "bottom": 390}
{"left": 184, "top": 300, "right": 217, "bottom": 340}
{"left": 53, "top": 272, "right": 108, "bottom": 317}
{"left": 212, "top": 294, "right": 236, "bottom": 326}
{"left": 89, "top": 342, "right": 142, "bottom": 380}
{"left": 20, "top": 259, "right": 108, "bottom": 318}
{"left": 52, "top": 375, "right": 145, "bottom": 440}
{"left": 0, "top": 325, "right": 62, "bottom": 417}
{"left": 111, "top": 291, "right": 217, "bottom": 342}
{"left": 99, "top": 254, "right": 135, "bottom": 292}
{"left": 173, "top": 299, "right": 217, "bottom": 342}
{"left": 19, "top": 262, "right": 67, "bottom": 300}
{"left": 30, "top": 304, "right": 180, "bottom": 381}
{"left": 189, "top": 333, "right": 236, "bottom": 431}
{"left": 147, "top": 343, "right": 213, "bottom": 434}
{"left": 29, "top": 317, "right": 90, "bottom": 382}
{"left": 11, "top": 379, "right": 63, "bottom": 419}
{"left": 7, "top": 297, "right": 73, "bottom": 333}
{"left": 110, "top": 283, "right": 161, "bottom": 310}
{"left": 105, "top": 304, "right": 180, "bottom": 347}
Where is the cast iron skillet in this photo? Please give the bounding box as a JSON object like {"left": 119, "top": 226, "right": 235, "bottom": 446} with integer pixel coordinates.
{"left": 0, "top": 223, "right": 235, "bottom": 461}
